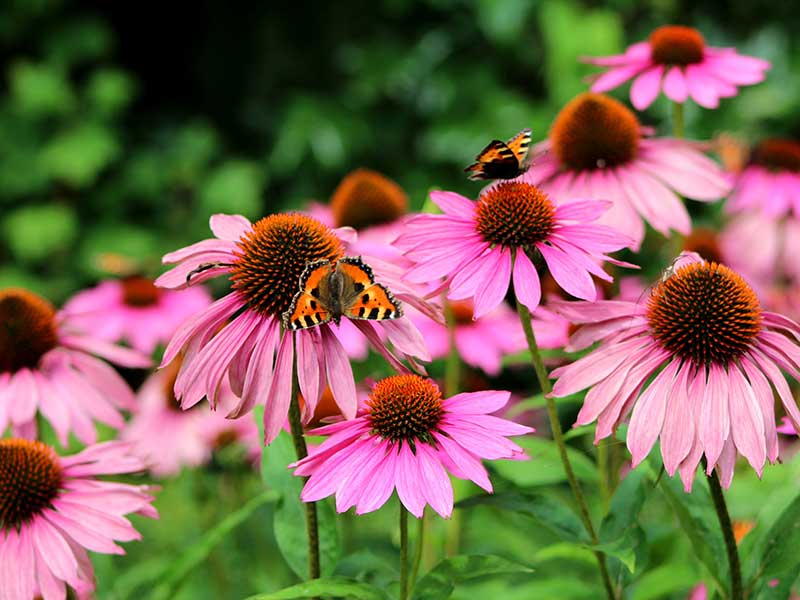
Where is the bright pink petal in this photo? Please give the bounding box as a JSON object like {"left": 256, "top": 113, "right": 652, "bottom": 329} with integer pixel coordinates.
{"left": 209, "top": 213, "right": 251, "bottom": 241}
{"left": 538, "top": 242, "right": 596, "bottom": 301}
{"left": 512, "top": 251, "right": 541, "bottom": 312}
{"left": 630, "top": 65, "right": 664, "bottom": 110}
{"left": 429, "top": 191, "right": 476, "bottom": 219}
{"left": 663, "top": 66, "right": 689, "bottom": 102}
{"left": 321, "top": 326, "right": 357, "bottom": 420}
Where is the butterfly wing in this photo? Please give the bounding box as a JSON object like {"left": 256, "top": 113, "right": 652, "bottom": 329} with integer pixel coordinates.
{"left": 282, "top": 260, "right": 334, "bottom": 330}
{"left": 464, "top": 140, "right": 519, "bottom": 180}
{"left": 505, "top": 128, "right": 532, "bottom": 167}
{"left": 336, "top": 257, "right": 403, "bottom": 321}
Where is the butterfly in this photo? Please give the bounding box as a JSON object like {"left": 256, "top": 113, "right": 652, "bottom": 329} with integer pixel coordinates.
{"left": 464, "top": 128, "right": 533, "bottom": 181}
{"left": 282, "top": 257, "right": 403, "bottom": 331}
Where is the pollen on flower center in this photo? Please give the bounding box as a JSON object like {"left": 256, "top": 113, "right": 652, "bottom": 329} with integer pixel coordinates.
{"left": 646, "top": 262, "right": 761, "bottom": 367}
{"left": 683, "top": 227, "right": 723, "bottom": 264}
{"left": 230, "top": 214, "right": 343, "bottom": 316}
{"left": 0, "top": 439, "right": 63, "bottom": 528}
{"left": 550, "top": 93, "right": 640, "bottom": 171}
{"left": 752, "top": 139, "right": 800, "bottom": 173}
{"left": 649, "top": 25, "right": 705, "bottom": 65}
{"left": 448, "top": 300, "right": 476, "bottom": 325}
{"left": 330, "top": 168, "right": 408, "bottom": 230}
{"left": 368, "top": 375, "right": 443, "bottom": 446}
{"left": 0, "top": 288, "right": 58, "bottom": 374}
{"left": 476, "top": 182, "right": 556, "bottom": 248}
{"left": 122, "top": 275, "right": 161, "bottom": 307}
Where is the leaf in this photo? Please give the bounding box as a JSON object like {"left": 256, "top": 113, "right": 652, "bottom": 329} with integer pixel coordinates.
{"left": 587, "top": 535, "right": 637, "bottom": 574}
{"left": 41, "top": 123, "right": 120, "bottom": 186}
{"left": 412, "top": 554, "right": 533, "bottom": 600}
{"left": 86, "top": 68, "right": 136, "bottom": 115}
{"left": 3, "top": 204, "right": 78, "bottom": 263}
{"left": 10, "top": 61, "right": 75, "bottom": 117}
{"left": 744, "top": 491, "right": 800, "bottom": 586}
{"left": 458, "top": 492, "right": 587, "bottom": 543}
{"left": 658, "top": 476, "right": 727, "bottom": 595}
{"left": 245, "top": 577, "right": 390, "bottom": 600}
{"left": 149, "top": 490, "right": 278, "bottom": 600}
{"left": 200, "top": 160, "right": 265, "bottom": 220}
{"left": 630, "top": 562, "right": 697, "bottom": 600}
{"left": 492, "top": 435, "right": 598, "bottom": 487}
{"left": 600, "top": 469, "right": 648, "bottom": 541}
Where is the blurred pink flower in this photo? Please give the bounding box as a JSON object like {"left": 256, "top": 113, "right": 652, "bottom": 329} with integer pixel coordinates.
{"left": 777, "top": 416, "right": 797, "bottom": 435}
{"left": 725, "top": 140, "right": 800, "bottom": 218}
{"left": 122, "top": 358, "right": 260, "bottom": 476}
{"left": 584, "top": 25, "right": 769, "bottom": 110}
{"left": 524, "top": 93, "right": 730, "bottom": 250}
{"left": 549, "top": 253, "right": 800, "bottom": 491}
{"left": 0, "top": 438, "right": 157, "bottom": 599}
{"left": 395, "top": 182, "right": 632, "bottom": 320}
{"left": 157, "top": 213, "right": 429, "bottom": 444}
{"left": 62, "top": 276, "right": 212, "bottom": 355}
{"left": 0, "top": 288, "right": 150, "bottom": 445}
{"left": 291, "top": 374, "right": 532, "bottom": 518}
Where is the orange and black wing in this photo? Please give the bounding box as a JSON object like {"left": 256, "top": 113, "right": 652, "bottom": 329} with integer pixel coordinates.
{"left": 282, "top": 260, "right": 333, "bottom": 330}
{"left": 337, "top": 257, "right": 402, "bottom": 321}
{"left": 464, "top": 140, "right": 518, "bottom": 181}
{"left": 505, "top": 128, "right": 532, "bottom": 166}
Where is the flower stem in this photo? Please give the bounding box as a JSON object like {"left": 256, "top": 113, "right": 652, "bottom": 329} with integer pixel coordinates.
{"left": 399, "top": 504, "right": 409, "bottom": 600}
{"left": 706, "top": 468, "right": 743, "bottom": 600}
{"left": 515, "top": 299, "right": 617, "bottom": 600}
{"left": 287, "top": 332, "right": 321, "bottom": 581}
{"left": 672, "top": 101, "right": 685, "bottom": 138}
{"left": 410, "top": 509, "right": 425, "bottom": 587}
{"left": 597, "top": 437, "right": 611, "bottom": 509}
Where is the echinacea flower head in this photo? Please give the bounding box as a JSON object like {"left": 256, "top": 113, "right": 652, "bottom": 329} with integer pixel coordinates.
{"left": 0, "top": 439, "right": 156, "bottom": 599}
{"left": 725, "top": 139, "right": 800, "bottom": 219}
{"left": 122, "top": 358, "right": 260, "bottom": 476}
{"left": 291, "top": 374, "right": 532, "bottom": 518}
{"left": 523, "top": 93, "right": 730, "bottom": 249}
{"left": 549, "top": 253, "right": 800, "bottom": 491}
{"left": 395, "top": 181, "right": 633, "bottom": 319}
{"left": 157, "top": 213, "right": 428, "bottom": 444}
{"left": 585, "top": 25, "right": 770, "bottom": 110}
{"left": 0, "top": 288, "right": 150, "bottom": 445}
{"left": 63, "top": 276, "right": 212, "bottom": 354}
{"left": 328, "top": 168, "right": 408, "bottom": 231}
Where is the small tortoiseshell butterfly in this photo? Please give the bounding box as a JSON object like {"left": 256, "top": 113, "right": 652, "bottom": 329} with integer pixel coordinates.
{"left": 464, "top": 128, "right": 533, "bottom": 181}
{"left": 282, "top": 257, "right": 403, "bottom": 331}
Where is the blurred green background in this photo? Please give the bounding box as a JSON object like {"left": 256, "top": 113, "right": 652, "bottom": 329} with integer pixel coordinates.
{"left": 2, "top": 0, "right": 799, "bottom": 304}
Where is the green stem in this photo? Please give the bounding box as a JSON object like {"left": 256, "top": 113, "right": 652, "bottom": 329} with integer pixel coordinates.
{"left": 707, "top": 468, "right": 743, "bottom": 600}
{"left": 410, "top": 510, "right": 425, "bottom": 587}
{"left": 515, "top": 298, "right": 617, "bottom": 600}
{"left": 399, "top": 505, "right": 409, "bottom": 600}
{"left": 672, "top": 101, "right": 685, "bottom": 138}
{"left": 597, "top": 437, "right": 611, "bottom": 510}
{"left": 287, "top": 332, "right": 321, "bottom": 581}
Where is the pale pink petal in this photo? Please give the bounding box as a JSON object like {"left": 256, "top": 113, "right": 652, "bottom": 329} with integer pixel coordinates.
{"left": 699, "top": 364, "right": 729, "bottom": 470}
{"left": 263, "top": 332, "right": 294, "bottom": 444}
{"left": 321, "top": 326, "right": 357, "bottom": 420}
{"left": 209, "top": 213, "right": 252, "bottom": 241}
{"left": 627, "top": 359, "right": 678, "bottom": 466}
{"left": 660, "top": 363, "right": 694, "bottom": 475}
{"left": 429, "top": 191, "right": 476, "bottom": 219}
{"left": 727, "top": 364, "right": 766, "bottom": 474}
{"left": 512, "top": 251, "right": 541, "bottom": 312}
{"left": 630, "top": 66, "right": 664, "bottom": 110}
{"left": 538, "top": 242, "right": 596, "bottom": 301}
{"left": 663, "top": 66, "right": 689, "bottom": 102}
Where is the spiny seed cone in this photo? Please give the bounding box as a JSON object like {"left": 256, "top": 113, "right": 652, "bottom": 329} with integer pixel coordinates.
{"left": 0, "top": 439, "right": 62, "bottom": 528}
{"left": 649, "top": 25, "right": 705, "bottom": 66}
{"left": 330, "top": 168, "right": 408, "bottom": 229}
{"left": 752, "top": 139, "right": 800, "bottom": 173}
{"left": 647, "top": 262, "right": 761, "bottom": 367}
{"left": 476, "top": 182, "right": 556, "bottom": 248}
{"left": 550, "top": 93, "right": 640, "bottom": 171}
{"left": 0, "top": 288, "right": 58, "bottom": 373}
{"left": 230, "top": 214, "right": 343, "bottom": 316}
{"left": 368, "top": 375, "right": 443, "bottom": 446}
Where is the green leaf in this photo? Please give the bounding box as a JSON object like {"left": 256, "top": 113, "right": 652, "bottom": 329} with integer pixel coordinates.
{"left": 630, "top": 562, "right": 697, "bottom": 600}
{"left": 86, "top": 68, "right": 136, "bottom": 115}
{"left": 600, "top": 469, "right": 648, "bottom": 541}
{"left": 3, "top": 204, "right": 78, "bottom": 263}
{"left": 492, "top": 435, "right": 598, "bottom": 487}
{"left": 744, "top": 492, "right": 800, "bottom": 585}
{"left": 149, "top": 490, "right": 278, "bottom": 600}
{"left": 245, "top": 577, "right": 390, "bottom": 600}
{"left": 458, "top": 492, "right": 587, "bottom": 542}
{"left": 658, "top": 477, "right": 727, "bottom": 595}
{"left": 199, "top": 160, "right": 265, "bottom": 220}
{"left": 587, "top": 535, "right": 637, "bottom": 573}
{"left": 41, "top": 123, "right": 120, "bottom": 186}
{"left": 412, "top": 554, "right": 533, "bottom": 600}
{"left": 10, "top": 61, "right": 75, "bottom": 116}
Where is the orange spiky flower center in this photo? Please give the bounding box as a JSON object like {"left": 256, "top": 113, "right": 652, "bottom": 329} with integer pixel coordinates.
{"left": 752, "top": 139, "right": 800, "bottom": 173}
{"left": 649, "top": 25, "right": 705, "bottom": 66}
{"left": 330, "top": 168, "right": 408, "bottom": 229}
{"left": 647, "top": 262, "right": 761, "bottom": 367}
{"left": 368, "top": 375, "right": 443, "bottom": 448}
{"left": 448, "top": 300, "right": 476, "bottom": 325}
{"left": 0, "top": 439, "right": 63, "bottom": 529}
{"left": 550, "top": 93, "right": 641, "bottom": 171}
{"left": 0, "top": 289, "right": 58, "bottom": 374}
{"left": 230, "top": 214, "right": 343, "bottom": 316}
{"left": 121, "top": 275, "right": 161, "bottom": 307}
{"left": 476, "top": 182, "right": 556, "bottom": 248}
{"left": 683, "top": 227, "right": 723, "bottom": 264}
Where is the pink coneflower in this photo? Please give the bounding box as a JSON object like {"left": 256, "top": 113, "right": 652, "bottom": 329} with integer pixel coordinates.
{"left": 122, "top": 358, "right": 260, "bottom": 476}
{"left": 585, "top": 25, "right": 770, "bottom": 110}
{"left": 725, "top": 139, "right": 800, "bottom": 219}
{"left": 0, "top": 438, "right": 157, "bottom": 599}
{"left": 0, "top": 288, "right": 150, "bottom": 445}
{"left": 157, "top": 213, "right": 429, "bottom": 444}
{"left": 291, "top": 374, "right": 532, "bottom": 518}
{"left": 62, "top": 276, "right": 212, "bottom": 355}
{"left": 523, "top": 93, "right": 730, "bottom": 249}
{"left": 408, "top": 300, "right": 525, "bottom": 376}
{"left": 395, "top": 181, "right": 633, "bottom": 320}
{"left": 549, "top": 253, "right": 800, "bottom": 490}
{"left": 777, "top": 416, "right": 796, "bottom": 435}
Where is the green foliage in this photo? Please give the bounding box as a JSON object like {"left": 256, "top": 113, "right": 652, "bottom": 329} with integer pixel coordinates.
{"left": 412, "top": 554, "right": 533, "bottom": 599}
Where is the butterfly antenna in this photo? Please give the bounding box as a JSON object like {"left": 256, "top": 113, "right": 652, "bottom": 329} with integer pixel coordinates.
{"left": 185, "top": 262, "right": 234, "bottom": 284}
